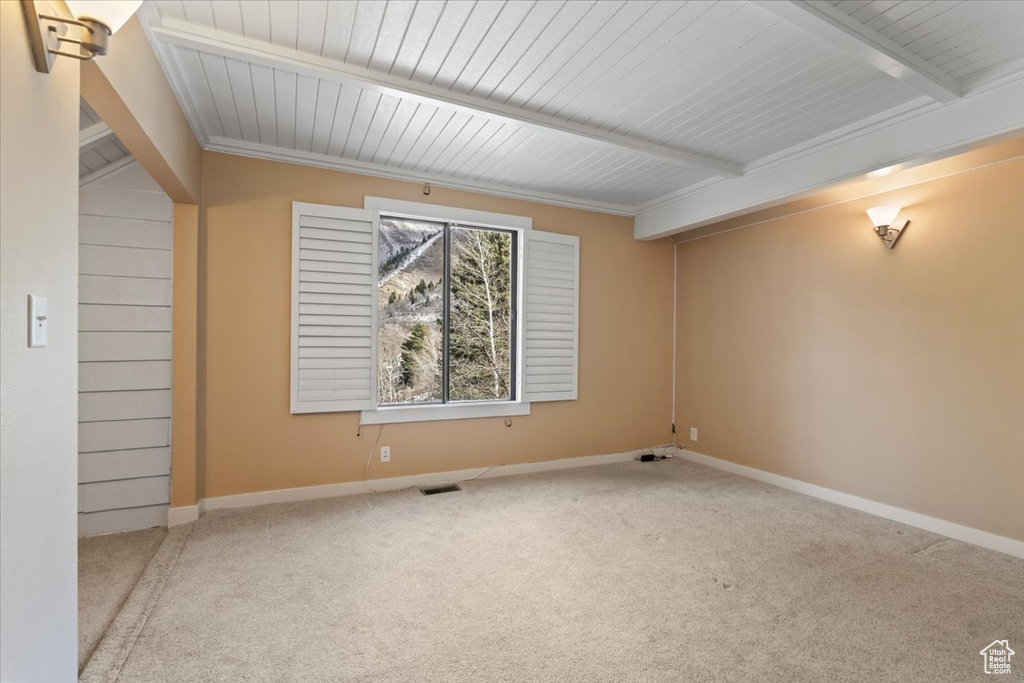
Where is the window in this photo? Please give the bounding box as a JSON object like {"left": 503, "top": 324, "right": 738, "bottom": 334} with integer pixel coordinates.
{"left": 377, "top": 216, "right": 517, "bottom": 407}
{"left": 290, "top": 199, "right": 579, "bottom": 423}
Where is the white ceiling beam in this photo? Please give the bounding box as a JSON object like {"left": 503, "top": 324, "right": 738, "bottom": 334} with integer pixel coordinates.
{"left": 634, "top": 76, "right": 1023, "bottom": 240}
{"left": 755, "top": 0, "right": 961, "bottom": 103}
{"left": 148, "top": 20, "right": 743, "bottom": 179}
{"left": 79, "top": 122, "right": 114, "bottom": 152}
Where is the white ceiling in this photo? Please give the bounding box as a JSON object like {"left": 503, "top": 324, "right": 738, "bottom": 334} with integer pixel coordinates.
{"left": 139, "top": 0, "right": 1024, "bottom": 220}
{"left": 827, "top": 0, "right": 1024, "bottom": 89}
{"left": 79, "top": 100, "right": 131, "bottom": 178}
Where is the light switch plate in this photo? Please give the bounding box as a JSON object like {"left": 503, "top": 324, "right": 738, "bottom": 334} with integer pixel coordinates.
{"left": 28, "top": 295, "right": 47, "bottom": 348}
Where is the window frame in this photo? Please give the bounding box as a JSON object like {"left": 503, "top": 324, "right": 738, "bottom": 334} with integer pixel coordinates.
{"left": 361, "top": 197, "right": 531, "bottom": 425}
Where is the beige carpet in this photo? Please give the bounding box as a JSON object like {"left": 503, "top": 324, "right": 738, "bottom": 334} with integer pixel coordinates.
{"left": 101, "top": 459, "right": 1021, "bottom": 682}
{"left": 78, "top": 526, "right": 166, "bottom": 671}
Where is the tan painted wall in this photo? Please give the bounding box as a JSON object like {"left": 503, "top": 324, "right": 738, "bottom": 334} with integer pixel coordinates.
{"left": 172, "top": 204, "right": 199, "bottom": 507}
{"left": 81, "top": 18, "right": 202, "bottom": 203}
{"left": 0, "top": 0, "right": 80, "bottom": 677}
{"left": 675, "top": 150, "right": 1024, "bottom": 540}
{"left": 198, "top": 152, "right": 673, "bottom": 499}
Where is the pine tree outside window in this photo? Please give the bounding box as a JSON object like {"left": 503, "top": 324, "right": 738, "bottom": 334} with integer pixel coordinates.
{"left": 377, "top": 215, "right": 517, "bottom": 407}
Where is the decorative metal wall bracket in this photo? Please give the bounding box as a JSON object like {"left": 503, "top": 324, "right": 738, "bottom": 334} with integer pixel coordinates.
{"left": 877, "top": 219, "right": 908, "bottom": 249}
{"left": 21, "top": 0, "right": 111, "bottom": 74}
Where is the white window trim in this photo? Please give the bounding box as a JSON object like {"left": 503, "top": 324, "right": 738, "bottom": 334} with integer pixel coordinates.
{"left": 360, "top": 197, "right": 531, "bottom": 425}
{"left": 361, "top": 400, "right": 531, "bottom": 425}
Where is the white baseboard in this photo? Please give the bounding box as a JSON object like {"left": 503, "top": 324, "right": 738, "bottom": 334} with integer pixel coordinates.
{"left": 679, "top": 448, "right": 1024, "bottom": 559}
{"left": 166, "top": 504, "right": 199, "bottom": 528}
{"left": 175, "top": 446, "right": 673, "bottom": 522}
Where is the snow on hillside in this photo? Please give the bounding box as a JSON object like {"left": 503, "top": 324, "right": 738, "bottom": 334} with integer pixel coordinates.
{"left": 378, "top": 217, "right": 442, "bottom": 271}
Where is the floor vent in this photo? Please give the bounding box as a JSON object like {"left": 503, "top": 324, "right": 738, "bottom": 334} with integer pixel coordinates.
{"left": 420, "top": 484, "right": 462, "bottom": 496}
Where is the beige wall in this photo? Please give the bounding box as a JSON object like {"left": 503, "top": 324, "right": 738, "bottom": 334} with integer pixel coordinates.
{"left": 675, "top": 147, "right": 1024, "bottom": 540}
{"left": 0, "top": 1, "right": 80, "bottom": 678}
{"left": 81, "top": 18, "right": 202, "bottom": 203}
{"left": 197, "top": 152, "right": 673, "bottom": 499}
{"left": 172, "top": 204, "right": 200, "bottom": 507}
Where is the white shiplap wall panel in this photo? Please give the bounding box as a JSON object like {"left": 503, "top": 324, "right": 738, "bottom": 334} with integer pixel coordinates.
{"left": 79, "top": 506, "right": 170, "bottom": 538}
{"left": 79, "top": 390, "right": 171, "bottom": 423}
{"left": 80, "top": 476, "right": 171, "bottom": 513}
{"left": 79, "top": 214, "right": 172, "bottom": 249}
{"left": 80, "top": 332, "right": 172, "bottom": 362}
{"left": 80, "top": 448, "right": 172, "bottom": 483}
{"left": 80, "top": 361, "right": 172, "bottom": 392}
{"left": 80, "top": 188, "right": 175, "bottom": 222}
{"left": 80, "top": 275, "right": 171, "bottom": 306}
{"left": 79, "top": 419, "right": 169, "bottom": 454}
{"left": 79, "top": 302, "right": 171, "bottom": 334}
{"left": 78, "top": 161, "right": 172, "bottom": 536}
{"left": 80, "top": 244, "right": 172, "bottom": 278}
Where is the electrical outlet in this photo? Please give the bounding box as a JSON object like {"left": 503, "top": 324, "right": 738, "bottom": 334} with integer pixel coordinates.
{"left": 689, "top": 427, "right": 698, "bottom": 442}
{"left": 380, "top": 446, "right": 391, "bottom": 463}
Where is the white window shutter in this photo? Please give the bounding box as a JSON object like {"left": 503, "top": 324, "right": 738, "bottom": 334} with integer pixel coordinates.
{"left": 524, "top": 230, "right": 579, "bottom": 402}
{"left": 291, "top": 202, "right": 377, "bottom": 414}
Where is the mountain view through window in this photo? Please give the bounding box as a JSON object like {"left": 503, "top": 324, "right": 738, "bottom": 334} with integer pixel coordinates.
{"left": 377, "top": 216, "right": 515, "bottom": 406}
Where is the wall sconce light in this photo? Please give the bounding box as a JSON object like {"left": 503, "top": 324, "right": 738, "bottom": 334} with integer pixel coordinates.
{"left": 865, "top": 205, "right": 908, "bottom": 249}
{"left": 21, "top": 0, "right": 142, "bottom": 73}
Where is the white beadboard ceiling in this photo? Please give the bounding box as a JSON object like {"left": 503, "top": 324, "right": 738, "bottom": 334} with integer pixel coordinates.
{"left": 828, "top": 0, "right": 1024, "bottom": 89}
{"left": 140, "top": 0, "right": 1024, "bottom": 216}
{"left": 80, "top": 99, "right": 132, "bottom": 178}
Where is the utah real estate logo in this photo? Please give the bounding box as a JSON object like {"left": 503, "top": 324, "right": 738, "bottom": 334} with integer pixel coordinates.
{"left": 980, "top": 640, "right": 1014, "bottom": 675}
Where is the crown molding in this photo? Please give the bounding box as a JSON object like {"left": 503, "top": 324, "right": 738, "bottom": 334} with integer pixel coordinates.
{"left": 205, "top": 137, "right": 638, "bottom": 217}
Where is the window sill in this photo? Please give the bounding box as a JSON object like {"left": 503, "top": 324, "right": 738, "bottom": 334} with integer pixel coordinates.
{"left": 360, "top": 401, "right": 531, "bottom": 425}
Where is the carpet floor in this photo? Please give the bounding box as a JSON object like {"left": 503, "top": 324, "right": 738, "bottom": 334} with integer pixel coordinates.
{"left": 102, "top": 459, "right": 1021, "bottom": 682}
{"left": 78, "top": 526, "right": 166, "bottom": 671}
